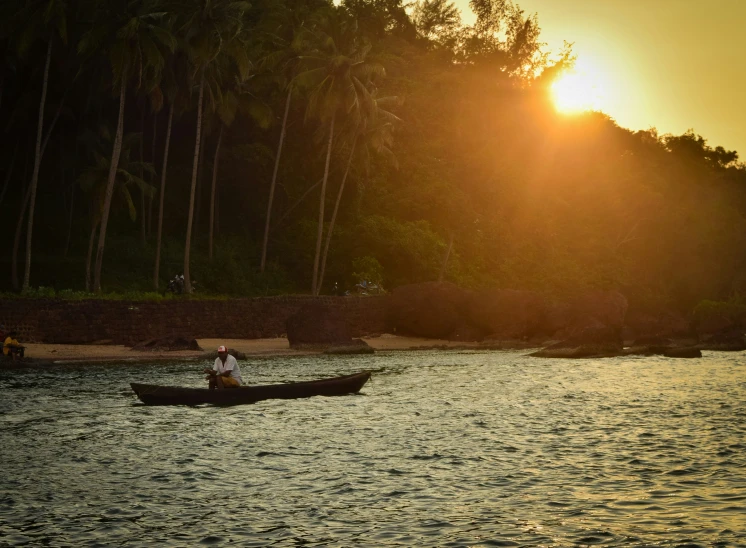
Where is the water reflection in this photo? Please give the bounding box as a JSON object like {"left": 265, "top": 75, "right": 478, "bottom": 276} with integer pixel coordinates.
{"left": 1, "top": 350, "right": 745, "bottom": 546}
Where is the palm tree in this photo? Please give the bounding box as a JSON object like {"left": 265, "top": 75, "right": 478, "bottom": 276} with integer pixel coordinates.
{"left": 17, "top": 0, "right": 68, "bottom": 291}
{"left": 152, "top": 53, "right": 189, "bottom": 291}
{"left": 295, "top": 9, "right": 383, "bottom": 295}
{"left": 256, "top": 6, "right": 317, "bottom": 273}
{"left": 11, "top": 97, "right": 66, "bottom": 290}
{"left": 181, "top": 0, "right": 251, "bottom": 293}
{"left": 152, "top": 99, "right": 173, "bottom": 290}
{"left": 317, "top": 95, "right": 399, "bottom": 293}
{"left": 79, "top": 128, "right": 154, "bottom": 291}
{"left": 79, "top": 0, "right": 175, "bottom": 293}
{"left": 206, "top": 68, "right": 273, "bottom": 261}
{"left": 260, "top": 85, "right": 292, "bottom": 272}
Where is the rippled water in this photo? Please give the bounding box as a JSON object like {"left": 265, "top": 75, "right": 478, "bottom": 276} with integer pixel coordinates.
{"left": 1, "top": 350, "right": 745, "bottom": 547}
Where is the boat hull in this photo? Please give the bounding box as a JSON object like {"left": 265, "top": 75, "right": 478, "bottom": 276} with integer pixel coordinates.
{"left": 130, "top": 371, "right": 371, "bottom": 406}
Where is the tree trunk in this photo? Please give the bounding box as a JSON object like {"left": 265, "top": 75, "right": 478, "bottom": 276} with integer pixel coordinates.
{"left": 311, "top": 112, "right": 335, "bottom": 296}
{"left": 93, "top": 78, "right": 127, "bottom": 294}
{"left": 11, "top": 143, "right": 32, "bottom": 290}
{"left": 63, "top": 183, "right": 75, "bottom": 257}
{"left": 0, "top": 142, "right": 18, "bottom": 209}
{"left": 65, "top": 80, "right": 93, "bottom": 260}
{"left": 438, "top": 231, "right": 454, "bottom": 282}
{"left": 271, "top": 178, "right": 322, "bottom": 234}
{"left": 139, "top": 110, "right": 146, "bottom": 246}
{"left": 58, "top": 105, "right": 74, "bottom": 258}
{"left": 11, "top": 103, "right": 63, "bottom": 290}
{"left": 12, "top": 185, "right": 33, "bottom": 290}
{"left": 153, "top": 102, "right": 173, "bottom": 291}
{"left": 21, "top": 39, "right": 52, "bottom": 291}
{"left": 59, "top": 145, "right": 66, "bottom": 253}
{"left": 318, "top": 136, "right": 356, "bottom": 294}
{"left": 260, "top": 89, "right": 291, "bottom": 273}
{"left": 195, "top": 110, "right": 206, "bottom": 230}
{"left": 85, "top": 218, "right": 100, "bottom": 292}
{"left": 184, "top": 71, "right": 205, "bottom": 294}
{"left": 147, "top": 111, "right": 157, "bottom": 237}
{"left": 208, "top": 124, "right": 223, "bottom": 261}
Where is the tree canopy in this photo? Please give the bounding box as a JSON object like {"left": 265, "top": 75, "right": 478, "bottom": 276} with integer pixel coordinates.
{"left": 0, "top": 0, "right": 744, "bottom": 312}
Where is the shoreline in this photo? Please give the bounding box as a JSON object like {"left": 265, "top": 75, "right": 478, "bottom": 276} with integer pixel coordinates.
{"left": 20, "top": 335, "right": 491, "bottom": 364}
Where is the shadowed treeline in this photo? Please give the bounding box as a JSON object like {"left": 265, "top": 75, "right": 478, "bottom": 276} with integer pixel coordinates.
{"left": 0, "top": 0, "right": 743, "bottom": 314}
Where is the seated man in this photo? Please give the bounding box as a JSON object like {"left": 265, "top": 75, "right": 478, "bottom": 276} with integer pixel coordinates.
{"left": 3, "top": 331, "right": 25, "bottom": 360}
{"left": 203, "top": 345, "right": 242, "bottom": 389}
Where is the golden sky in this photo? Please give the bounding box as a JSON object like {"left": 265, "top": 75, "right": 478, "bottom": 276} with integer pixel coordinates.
{"left": 455, "top": 0, "right": 746, "bottom": 158}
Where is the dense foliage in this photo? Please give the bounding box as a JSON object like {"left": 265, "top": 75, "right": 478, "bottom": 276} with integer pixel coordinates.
{"left": 0, "top": 0, "right": 744, "bottom": 311}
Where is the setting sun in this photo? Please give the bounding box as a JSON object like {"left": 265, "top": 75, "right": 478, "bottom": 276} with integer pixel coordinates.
{"left": 551, "top": 63, "right": 607, "bottom": 114}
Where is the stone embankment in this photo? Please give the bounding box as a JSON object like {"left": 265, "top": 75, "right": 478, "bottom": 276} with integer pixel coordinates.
{"left": 2, "top": 283, "right": 744, "bottom": 359}
{"left": 0, "top": 296, "right": 388, "bottom": 345}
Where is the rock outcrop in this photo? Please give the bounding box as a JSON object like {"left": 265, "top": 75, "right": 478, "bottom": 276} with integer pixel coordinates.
{"left": 530, "top": 326, "right": 623, "bottom": 358}
{"left": 558, "top": 290, "right": 628, "bottom": 335}
{"left": 625, "top": 310, "right": 692, "bottom": 340}
{"left": 698, "top": 330, "right": 746, "bottom": 351}
{"left": 132, "top": 336, "right": 202, "bottom": 351}
{"left": 324, "top": 339, "right": 375, "bottom": 354}
{"left": 286, "top": 304, "right": 353, "bottom": 348}
{"left": 466, "top": 289, "right": 547, "bottom": 340}
{"left": 388, "top": 282, "right": 469, "bottom": 339}
{"left": 663, "top": 347, "right": 702, "bottom": 358}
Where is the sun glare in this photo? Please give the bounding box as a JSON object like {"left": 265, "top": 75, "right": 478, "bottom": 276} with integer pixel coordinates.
{"left": 551, "top": 64, "right": 606, "bottom": 114}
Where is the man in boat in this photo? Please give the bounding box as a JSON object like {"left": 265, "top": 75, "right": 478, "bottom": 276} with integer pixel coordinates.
{"left": 203, "top": 345, "right": 242, "bottom": 389}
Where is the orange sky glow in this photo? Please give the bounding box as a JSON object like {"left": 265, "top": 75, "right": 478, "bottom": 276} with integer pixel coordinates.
{"left": 455, "top": 0, "right": 746, "bottom": 158}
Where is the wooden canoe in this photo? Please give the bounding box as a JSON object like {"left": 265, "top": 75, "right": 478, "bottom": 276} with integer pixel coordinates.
{"left": 130, "top": 370, "right": 371, "bottom": 406}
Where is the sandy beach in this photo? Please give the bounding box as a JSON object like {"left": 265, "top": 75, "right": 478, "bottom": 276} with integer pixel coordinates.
{"left": 23, "top": 334, "right": 483, "bottom": 363}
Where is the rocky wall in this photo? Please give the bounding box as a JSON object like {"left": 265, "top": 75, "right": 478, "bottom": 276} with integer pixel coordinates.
{"left": 0, "top": 296, "right": 391, "bottom": 345}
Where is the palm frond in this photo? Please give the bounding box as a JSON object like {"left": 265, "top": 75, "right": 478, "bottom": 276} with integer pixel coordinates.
{"left": 218, "top": 89, "right": 239, "bottom": 126}
{"left": 119, "top": 185, "right": 137, "bottom": 221}
{"left": 242, "top": 97, "right": 273, "bottom": 129}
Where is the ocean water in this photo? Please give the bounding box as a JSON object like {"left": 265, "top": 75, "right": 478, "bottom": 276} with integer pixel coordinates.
{"left": 1, "top": 350, "right": 745, "bottom": 547}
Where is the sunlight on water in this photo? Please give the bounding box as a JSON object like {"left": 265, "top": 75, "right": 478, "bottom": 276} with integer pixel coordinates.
{"left": 1, "top": 350, "right": 745, "bottom": 546}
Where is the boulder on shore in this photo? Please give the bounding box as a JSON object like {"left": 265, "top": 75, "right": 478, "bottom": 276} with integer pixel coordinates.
{"left": 324, "top": 339, "right": 374, "bottom": 355}
{"left": 663, "top": 347, "right": 702, "bottom": 358}
{"left": 466, "top": 289, "right": 546, "bottom": 340}
{"left": 569, "top": 290, "right": 628, "bottom": 328}
{"left": 622, "top": 335, "right": 674, "bottom": 356}
{"left": 694, "top": 308, "right": 738, "bottom": 338}
{"left": 538, "top": 290, "right": 628, "bottom": 341}
{"left": 530, "top": 326, "right": 623, "bottom": 358}
{"left": 388, "top": 282, "right": 469, "bottom": 339}
{"left": 697, "top": 329, "right": 746, "bottom": 351}
{"left": 286, "top": 304, "right": 352, "bottom": 348}
{"left": 625, "top": 310, "right": 693, "bottom": 340}
{"left": 132, "top": 336, "right": 202, "bottom": 352}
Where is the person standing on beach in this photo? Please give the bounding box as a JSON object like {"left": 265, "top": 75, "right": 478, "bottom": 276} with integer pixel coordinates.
{"left": 203, "top": 345, "right": 242, "bottom": 389}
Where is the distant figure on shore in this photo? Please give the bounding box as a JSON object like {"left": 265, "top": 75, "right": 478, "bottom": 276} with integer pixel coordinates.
{"left": 203, "top": 345, "right": 242, "bottom": 389}
{"left": 3, "top": 331, "right": 25, "bottom": 360}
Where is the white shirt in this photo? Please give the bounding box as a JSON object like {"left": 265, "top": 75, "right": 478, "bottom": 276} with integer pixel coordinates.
{"left": 213, "top": 354, "right": 242, "bottom": 384}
